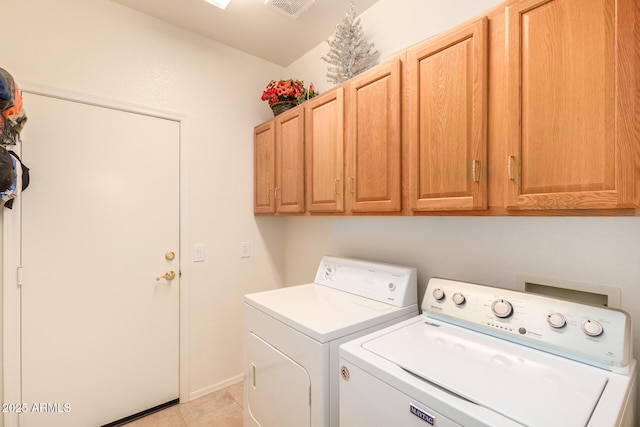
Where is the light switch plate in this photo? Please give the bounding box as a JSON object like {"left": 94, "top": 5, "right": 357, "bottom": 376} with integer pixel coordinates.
{"left": 193, "top": 244, "right": 205, "bottom": 262}
{"left": 240, "top": 242, "right": 251, "bottom": 258}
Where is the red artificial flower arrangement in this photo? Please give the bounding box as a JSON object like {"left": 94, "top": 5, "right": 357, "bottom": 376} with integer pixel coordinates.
{"left": 261, "top": 79, "right": 306, "bottom": 106}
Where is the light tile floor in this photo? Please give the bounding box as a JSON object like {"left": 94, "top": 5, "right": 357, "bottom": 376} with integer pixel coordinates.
{"left": 124, "top": 382, "right": 243, "bottom": 427}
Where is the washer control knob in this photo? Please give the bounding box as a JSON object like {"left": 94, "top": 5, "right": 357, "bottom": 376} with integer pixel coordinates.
{"left": 582, "top": 320, "right": 604, "bottom": 337}
{"left": 547, "top": 313, "right": 566, "bottom": 328}
{"left": 452, "top": 293, "right": 466, "bottom": 306}
{"left": 432, "top": 288, "right": 445, "bottom": 301}
{"left": 491, "top": 299, "right": 513, "bottom": 318}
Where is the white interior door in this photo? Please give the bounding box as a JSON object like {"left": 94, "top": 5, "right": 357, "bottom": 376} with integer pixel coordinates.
{"left": 19, "top": 92, "right": 180, "bottom": 427}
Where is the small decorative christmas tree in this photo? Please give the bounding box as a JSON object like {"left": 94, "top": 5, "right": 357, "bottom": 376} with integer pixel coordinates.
{"left": 321, "top": 1, "right": 379, "bottom": 85}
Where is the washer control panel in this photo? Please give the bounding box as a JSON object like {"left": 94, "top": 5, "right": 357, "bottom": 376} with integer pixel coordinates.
{"left": 315, "top": 256, "right": 417, "bottom": 307}
{"left": 423, "top": 278, "right": 631, "bottom": 371}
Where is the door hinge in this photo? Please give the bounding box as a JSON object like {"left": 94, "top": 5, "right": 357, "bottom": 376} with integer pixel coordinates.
{"left": 17, "top": 265, "right": 24, "bottom": 287}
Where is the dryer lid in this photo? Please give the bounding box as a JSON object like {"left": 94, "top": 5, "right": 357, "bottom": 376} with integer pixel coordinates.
{"left": 244, "top": 284, "right": 417, "bottom": 343}
{"left": 362, "top": 319, "right": 609, "bottom": 427}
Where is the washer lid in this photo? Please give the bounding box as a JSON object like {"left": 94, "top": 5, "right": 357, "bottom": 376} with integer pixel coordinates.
{"left": 363, "top": 319, "right": 609, "bottom": 427}
{"left": 244, "top": 284, "right": 417, "bottom": 343}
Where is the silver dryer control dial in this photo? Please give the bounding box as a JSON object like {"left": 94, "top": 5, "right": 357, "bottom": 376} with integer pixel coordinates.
{"left": 491, "top": 299, "right": 513, "bottom": 318}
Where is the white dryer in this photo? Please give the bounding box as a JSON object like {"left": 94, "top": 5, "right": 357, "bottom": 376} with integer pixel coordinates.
{"left": 243, "top": 256, "right": 419, "bottom": 427}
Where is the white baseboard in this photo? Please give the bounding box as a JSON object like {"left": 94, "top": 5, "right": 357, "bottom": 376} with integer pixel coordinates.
{"left": 188, "top": 373, "right": 245, "bottom": 401}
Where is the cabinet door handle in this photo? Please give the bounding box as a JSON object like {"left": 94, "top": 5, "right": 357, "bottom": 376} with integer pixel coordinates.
{"left": 508, "top": 156, "right": 516, "bottom": 181}
{"left": 472, "top": 160, "right": 481, "bottom": 183}
{"left": 334, "top": 178, "right": 341, "bottom": 195}
{"left": 267, "top": 187, "right": 271, "bottom": 201}
{"left": 348, "top": 176, "right": 355, "bottom": 193}
{"left": 274, "top": 187, "right": 280, "bottom": 200}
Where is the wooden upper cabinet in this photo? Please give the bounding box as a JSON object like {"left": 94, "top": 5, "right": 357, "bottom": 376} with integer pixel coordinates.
{"left": 346, "top": 58, "right": 402, "bottom": 213}
{"left": 305, "top": 87, "right": 345, "bottom": 213}
{"left": 407, "top": 17, "right": 489, "bottom": 211}
{"left": 505, "top": 0, "right": 637, "bottom": 209}
{"left": 254, "top": 121, "right": 276, "bottom": 214}
{"left": 274, "top": 107, "right": 305, "bottom": 213}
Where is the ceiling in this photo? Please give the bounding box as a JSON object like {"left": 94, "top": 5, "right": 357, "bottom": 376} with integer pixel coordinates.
{"left": 111, "top": 0, "right": 381, "bottom": 67}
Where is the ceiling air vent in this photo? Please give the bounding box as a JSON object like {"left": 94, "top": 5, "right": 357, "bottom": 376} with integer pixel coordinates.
{"left": 265, "top": 0, "right": 315, "bottom": 19}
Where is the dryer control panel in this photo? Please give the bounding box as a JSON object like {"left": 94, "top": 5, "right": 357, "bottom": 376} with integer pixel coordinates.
{"left": 315, "top": 256, "right": 417, "bottom": 308}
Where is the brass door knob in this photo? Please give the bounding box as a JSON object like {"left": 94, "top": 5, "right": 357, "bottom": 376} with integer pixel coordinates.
{"left": 156, "top": 271, "right": 176, "bottom": 281}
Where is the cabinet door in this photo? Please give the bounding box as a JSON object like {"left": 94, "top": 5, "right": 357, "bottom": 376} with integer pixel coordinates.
{"left": 305, "top": 87, "right": 345, "bottom": 213}
{"left": 275, "top": 107, "right": 305, "bottom": 213}
{"left": 254, "top": 121, "right": 275, "bottom": 214}
{"left": 408, "top": 17, "right": 488, "bottom": 211}
{"left": 506, "top": 0, "right": 636, "bottom": 209}
{"left": 346, "top": 58, "right": 402, "bottom": 213}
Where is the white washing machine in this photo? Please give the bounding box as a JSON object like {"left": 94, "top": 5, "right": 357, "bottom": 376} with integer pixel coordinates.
{"left": 243, "top": 256, "right": 419, "bottom": 427}
{"left": 340, "top": 278, "right": 637, "bottom": 427}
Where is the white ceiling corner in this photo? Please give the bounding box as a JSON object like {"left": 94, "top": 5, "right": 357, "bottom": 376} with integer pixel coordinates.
{"left": 110, "top": 0, "right": 381, "bottom": 67}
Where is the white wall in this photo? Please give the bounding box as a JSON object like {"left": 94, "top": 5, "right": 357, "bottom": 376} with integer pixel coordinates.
{"left": 284, "top": 216, "right": 640, "bottom": 312}
{"left": 1, "top": 0, "right": 286, "bottom": 407}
